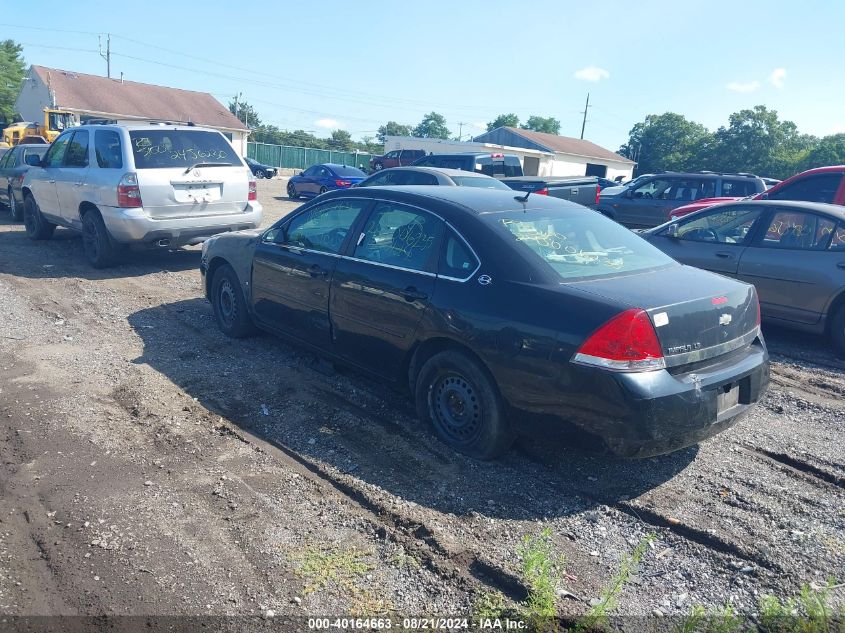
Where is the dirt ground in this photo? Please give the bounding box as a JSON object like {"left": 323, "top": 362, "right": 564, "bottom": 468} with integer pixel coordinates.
{"left": 1, "top": 178, "right": 843, "bottom": 625}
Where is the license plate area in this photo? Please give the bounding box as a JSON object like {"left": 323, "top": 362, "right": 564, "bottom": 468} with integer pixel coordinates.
{"left": 173, "top": 183, "right": 223, "bottom": 203}
{"left": 717, "top": 383, "right": 740, "bottom": 414}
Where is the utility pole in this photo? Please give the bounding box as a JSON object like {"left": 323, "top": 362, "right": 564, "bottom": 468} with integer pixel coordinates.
{"left": 580, "top": 93, "right": 591, "bottom": 140}
{"left": 98, "top": 34, "right": 111, "bottom": 78}
{"left": 456, "top": 122, "right": 467, "bottom": 141}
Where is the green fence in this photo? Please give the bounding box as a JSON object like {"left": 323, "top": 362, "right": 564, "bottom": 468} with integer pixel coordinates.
{"left": 247, "top": 142, "right": 377, "bottom": 171}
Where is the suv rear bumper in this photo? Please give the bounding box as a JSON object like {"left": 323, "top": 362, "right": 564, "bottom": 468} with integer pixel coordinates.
{"left": 100, "top": 203, "right": 263, "bottom": 246}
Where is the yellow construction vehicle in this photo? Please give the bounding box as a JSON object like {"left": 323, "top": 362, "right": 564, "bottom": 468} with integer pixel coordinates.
{"left": 1, "top": 108, "right": 75, "bottom": 147}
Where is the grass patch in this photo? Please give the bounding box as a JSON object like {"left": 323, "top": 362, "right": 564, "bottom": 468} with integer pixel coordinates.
{"left": 519, "top": 527, "right": 566, "bottom": 620}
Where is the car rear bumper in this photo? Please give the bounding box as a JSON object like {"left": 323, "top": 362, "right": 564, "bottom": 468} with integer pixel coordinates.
{"left": 100, "top": 202, "right": 263, "bottom": 246}
{"left": 543, "top": 339, "right": 770, "bottom": 457}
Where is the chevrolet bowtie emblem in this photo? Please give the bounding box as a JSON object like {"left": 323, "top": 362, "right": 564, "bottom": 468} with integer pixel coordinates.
{"left": 719, "top": 313, "right": 732, "bottom": 326}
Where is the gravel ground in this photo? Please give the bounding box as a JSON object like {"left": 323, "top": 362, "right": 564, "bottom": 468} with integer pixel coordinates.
{"left": 0, "top": 178, "right": 843, "bottom": 624}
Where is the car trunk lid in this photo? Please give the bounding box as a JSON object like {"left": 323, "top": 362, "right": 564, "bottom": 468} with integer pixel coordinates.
{"left": 135, "top": 165, "right": 250, "bottom": 218}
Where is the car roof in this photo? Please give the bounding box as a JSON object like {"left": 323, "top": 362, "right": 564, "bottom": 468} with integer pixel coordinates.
{"left": 704, "top": 199, "right": 845, "bottom": 221}
{"left": 422, "top": 152, "right": 519, "bottom": 158}
{"left": 82, "top": 122, "right": 219, "bottom": 132}
{"left": 377, "top": 166, "right": 498, "bottom": 179}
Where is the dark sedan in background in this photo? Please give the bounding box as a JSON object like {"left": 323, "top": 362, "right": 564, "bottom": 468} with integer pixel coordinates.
{"left": 0, "top": 143, "right": 49, "bottom": 221}
{"left": 245, "top": 157, "right": 277, "bottom": 179}
{"left": 201, "top": 187, "right": 769, "bottom": 459}
{"left": 287, "top": 163, "right": 367, "bottom": 199}
{"left": 356, "top": 166, "right": 511, "bottom": 189}
{"left": 643, "top": 200, "right": 845, "bottom": 353}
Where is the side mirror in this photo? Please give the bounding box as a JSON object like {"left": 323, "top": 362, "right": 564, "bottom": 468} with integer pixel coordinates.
{"left": 25, "top": 154, "right": 42, "bottom": 167}
{"left": 665, "top": 224, "right": 679, "bottom": 238}
{"left": 624, "top": 188, "right": 633, "bottom": 198}
{"left": 759, "top": 192, "right": 769, "bottom": 200}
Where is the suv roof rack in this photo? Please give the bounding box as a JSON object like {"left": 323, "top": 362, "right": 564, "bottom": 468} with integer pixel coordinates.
{"left": 81, "top": 118, "right": 197, "bottom": 127}
{"left": 657, "top": 170, "right": 760, "bottom": 178}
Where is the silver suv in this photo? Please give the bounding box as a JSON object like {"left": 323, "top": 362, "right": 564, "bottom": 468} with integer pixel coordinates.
{"left": 21, "top": 122, "right": 262, "bottom": 267}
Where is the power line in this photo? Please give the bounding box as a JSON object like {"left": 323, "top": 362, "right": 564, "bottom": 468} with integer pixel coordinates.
{"left": 18, "top": 42, "right": 98, "bottom": 53}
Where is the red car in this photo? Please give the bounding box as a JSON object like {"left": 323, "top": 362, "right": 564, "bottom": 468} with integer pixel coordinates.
{"left": 668, "top": 166, "right": 845, "bottom": 221}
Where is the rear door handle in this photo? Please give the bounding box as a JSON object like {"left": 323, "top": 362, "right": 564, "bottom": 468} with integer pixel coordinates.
{"left": 402, "top": 286, "right": 428, "bottom": 302}
{"left": 308, "top": 264, "right": 328, "bottom": 278}
{"left": 74, "top": 182, "right": 84, "bottom": 187}
{"left": 48, "top": 179, "right": 56, "bottom": 184}
{"left": 715, "top": 251, "right": 734, "bottom": 260}
{"left": 837, "top": 262, "right": 845, "bottom": 270}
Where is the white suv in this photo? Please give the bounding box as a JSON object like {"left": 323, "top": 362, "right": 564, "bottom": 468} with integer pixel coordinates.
{"left": 21, "top": 122, "right": 262, "bottom": 267}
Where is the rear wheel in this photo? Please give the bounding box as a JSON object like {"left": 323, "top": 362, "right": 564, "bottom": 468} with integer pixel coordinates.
{"left": 9, "top": 188, "right": 22, "bottom": 221}
{"left": 81, "top": 210, "right": 119, "bottom": 268}
{"left": 23, "top": 195, "right": 56, "bottom": 240}
{"left": 211, "top": 264, "right": 256, "bottom": 338}
{"left": 414, "top": 350, "right": 512, "bottom": 459}
{"left": 319, "top": 186, "right": 327, "bottom": 195}
{"left": 830, "top": 305, "right": 845, "bottom": 357}
{"left": 287, "top": 182, "right": 299, "bottom": 199}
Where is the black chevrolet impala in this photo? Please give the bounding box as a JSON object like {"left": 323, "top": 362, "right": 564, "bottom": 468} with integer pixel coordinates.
{"left": 200, "top": 187, "right": 769, "bottom": 458}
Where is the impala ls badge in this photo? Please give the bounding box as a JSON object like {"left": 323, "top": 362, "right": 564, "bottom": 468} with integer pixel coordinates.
{"left": 719, "top": 313, "right": 732, "bottom": 326}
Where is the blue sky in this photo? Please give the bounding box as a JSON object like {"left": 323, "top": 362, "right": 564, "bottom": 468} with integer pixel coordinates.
{"left": 3, "top": 0, "right": 841, "bottom": 152}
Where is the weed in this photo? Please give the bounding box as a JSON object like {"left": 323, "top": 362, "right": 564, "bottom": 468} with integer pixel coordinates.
{"left": 519, "top": 527, "right": 566, "bottom": 621}
{"left": 390, "top": 551, "right": 421, "bottom": 570}
{"left": 473, "top": 589, "right": 509, "bottom": 622}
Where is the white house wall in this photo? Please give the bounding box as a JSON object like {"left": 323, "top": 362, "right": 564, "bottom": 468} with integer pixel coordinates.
{"left": 14, "top": 72, "right": 51, "bottom": 123}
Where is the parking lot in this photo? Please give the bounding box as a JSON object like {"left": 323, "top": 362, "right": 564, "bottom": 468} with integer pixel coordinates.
{"left": 1, "top": 177, "right": 843, "bottom": 619}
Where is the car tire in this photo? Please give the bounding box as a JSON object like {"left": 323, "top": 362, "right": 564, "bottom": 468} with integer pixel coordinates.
{"left": 319, "top": 186, "right": 327, "bottom": 195}
{"left": 374, "top": 162, "right": 384, "bottom": 171}
{"left": 256, "top": 171, "right": 265, "bottom": 179}
{"left": 9, "top": 188, "right": 22, "bottom": 221}
{"left": 287, "top": 183, "right": 299, "bottom": 199}
{"left": 211, "top": 264, "right": 256, "bottom": 338}
{"left": 81, "top": 210, "right": 120, "bottom": 268}
{"left": 830, "top": 304, "right": 845, "bottom": 357}
{"left": 23, "top": 195, "right": 56, "bottom": 240}
{"left": 414, "top": 350, "right": 513, "bottom": 460}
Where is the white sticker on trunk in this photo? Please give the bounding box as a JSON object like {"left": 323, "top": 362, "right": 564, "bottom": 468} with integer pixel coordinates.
{"left": 653, "top": 312, "right": 669, "bottom": 327}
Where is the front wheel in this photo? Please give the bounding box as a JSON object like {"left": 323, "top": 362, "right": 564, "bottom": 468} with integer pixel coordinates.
{"left": 414, "top": 350, "right": 512, "bottom": 459}
{"left": 23, "top": 196, "right": 56, "bottom": 240}
{"left": 830, "top": 305, "right": 845, "bottom": 357}
{"left": 211, "top": 264, "right": 256, "bottom": 338}
{"left": 81, "top": 211, "right": 120, "bottom": 268}
{"left": 255, "top": 171, "right": 265, "bottom": 179}
{"left": 9, "top": 188, "right": 22, "bottom": 221}
{"left": 287, "top": 183, "right": 299, "bottom": 199}
{"left": 373, "top": 162, "right": 384, "bottom": 171}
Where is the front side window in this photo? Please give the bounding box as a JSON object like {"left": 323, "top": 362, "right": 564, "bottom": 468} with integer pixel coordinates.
{"left": 44, "top": 133, "right": 72, "bottom": 167}
{"left": 128, "top": 130, "right": 238, "bottom": 169}
{"left": 0, "top": 149, "right": 14, "bottom": 168}
{"left": 95, "top": 130, "right": 123, "bottom": 169}
{"left": 64, "top": 130, "right": 89, "bottom": 168}
{"left": 495, "top": 212, "right": 674, "bottom": 281}
{"left": 672, "top": 207, "right": 762, "bottom": 244}
{"left": 396, "top": 171, "right": 438, "bottom": 185}
{"left": 272, "top": 199, "right": 367, "bottom": 254}
{"left": 632, "top": 178, "right": 673, "bottom": 200}
{"left": 354, "top": 203, "right": 443, "bottom": 272}
{"left": 301, "top": 166, "right": 317, "bottom": 177}
{"left": 385, "top": 151, "right": 399, "bottom": 159}
{"left": 767, "top": 173, "right": 842, "bottom": 204}
{"left": 759, "top": 210, "right": 836, "bottom": 250}
{"left": 439, "top": 229, "right": 479, "bottom": 279}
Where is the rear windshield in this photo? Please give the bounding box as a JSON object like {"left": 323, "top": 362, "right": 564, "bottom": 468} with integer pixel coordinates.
{"left": 128, "top": 130, "right": 240, "bottom": 169}
{"left": 330, "top": 165, "right": 366, "bottom": 177}
{"left": 476, "top": 158, "right": 522, "bottom": 178}
{"left": 451, "top": 176, "right": 509, "bottom": 190}
{"left": 494, "top": 212, "right": 674, "bottom": 281}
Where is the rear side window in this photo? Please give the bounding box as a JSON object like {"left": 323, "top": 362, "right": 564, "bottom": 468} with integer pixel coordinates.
{"left": 829, "top": 223, "right": 845, "bottom": 251}
{"left": 451, "top": 176, "right": 509, "bottom": 189}
{"left": 64, "top": 130, "right": 89, "bottom": 168}
{"left": 128, "top": 130, "right": 238, "bottom": 169}
{"left": 721, "top": 179, "right": 758, "bottom": 197}
{"left": 22, "top": 147, "right": 47, "bottom": 164}
{"left": 398, "top": 171, "right": 438, "bottom": 185}
{"left": 439, "top": 229, "right": 479, "bottom": 279}
{"left": 759, "top": 210, "right": 837, "bottom": 250}
{"left": 767, "top": 173, "right": 842, "bottom": 204}
{"left": 95, "top": 130, "right": 123, "bottom": 168}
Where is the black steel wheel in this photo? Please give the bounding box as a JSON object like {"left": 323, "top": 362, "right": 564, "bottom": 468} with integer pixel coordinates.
{"left": 415, "top": 350, "right": 512, "bottom": 459}
{"left": 23, "top": 195, "right": 56, "bottom": 240}
{"left": 211, "top": 264, "right": 256, "bottom": 338}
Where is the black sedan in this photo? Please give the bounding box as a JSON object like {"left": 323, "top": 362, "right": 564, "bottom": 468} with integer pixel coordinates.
{"left": 245, "top": 157, "right": 277, "bottom": 179}
{"left": 642, "top": 199, "right": 845, "bottom": 353}
{"left": 200, "top": 187, "right": 769, "bottom": 459}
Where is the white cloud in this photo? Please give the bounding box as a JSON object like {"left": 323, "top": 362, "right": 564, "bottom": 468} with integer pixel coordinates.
{"left": 315, "top": 118, "right": 340, "bottom": 129}
{"left": 726, "top": 80, "right": 761, "bottom": 93}
{"left": 769, "top": 68, "right": 787, "bottom": 89}
{"left": 574, "top": 66, "right": 610, "bottom": 82}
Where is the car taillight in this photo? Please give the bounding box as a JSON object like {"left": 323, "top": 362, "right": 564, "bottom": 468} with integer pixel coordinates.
{"left": 117, "top": 173, "right": 142, "bottom": 208}
{"left": 534, "top": 188, "right": 549, "bottom": 196}
{"left": 595, "top": 184, "right": 600, "bottom": 205}
{"left": 335, "top": 180, "right": 351, "bottom": 187}
{"left": 248, "top": 180, "right": 257, "bottom": 201}
{"left": 573, "top": 308, "right": 665, "bottom": 372}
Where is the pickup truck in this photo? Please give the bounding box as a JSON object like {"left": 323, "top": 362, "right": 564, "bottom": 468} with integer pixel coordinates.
{"left": 668, "top": 166, "right": 845, "bottom": 220}
{"left": 412, "top": 152, "right": 523, "bottom": 178}
{"left": 500, "top": 176, "right": 605, "bottom": 206}
{"left": 369, "top": 149, "right": 426, "bottom": 172}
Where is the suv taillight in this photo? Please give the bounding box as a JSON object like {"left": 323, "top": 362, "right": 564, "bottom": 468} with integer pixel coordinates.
{"left": 573, "top": 309, "right": 665, "bottom": 372}
{"left": 117, "top": 173, "right": 142, "bottom": 208}
{"left": 595, "top": 184, "right": 601, "bottom": 205}
{"left": 248, "top": 180, "right": 257, "bottom": 201}
{"left": 534, "top": 188, "right": 549, "bottom": 196}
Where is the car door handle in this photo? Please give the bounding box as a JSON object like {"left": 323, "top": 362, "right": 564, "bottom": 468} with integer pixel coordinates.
{"left": 74, "top": 182, "right": 84, "bottom": 187}
{"left": 308, "top": 264, "right": 328, "bottom": 278}
{"left": 715, "top": 251, "right": 735, "bottom": 259}
{"left": 838, "top": 262, "right": 845, "bottom": 270}
{"left": 48, "top": 179, "right": 56, "bottom": 184}
{"left": 402, "top": 286, "right": 428, "bottom": 302}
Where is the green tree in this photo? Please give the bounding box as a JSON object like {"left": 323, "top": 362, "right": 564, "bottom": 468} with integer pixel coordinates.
{"left": 227, "top": 99, "right": 262, "bottom": 128}
{"left": 521, "top": 115, "right": 561, "bottom": 135}
{"left": 487, "top": 113, "right": 520, "bottom": 131}
{"left": 377, "top": 121, "right": 412, "bottom": 144}
{"left": 618, "top": 112, "right": 713, "bottom": 174}
{"left": 802, "top": 134, "right": 845, "bottom": 170}
{"left": 710, "top": 105, "right": 814, "bottom": 179}
{"left": 0, "top": 40, "right": 26, "bottom": 122}
{"left": 413, "top": 112, "right": 450, "bottom": 139}
{"left": 328, "top": 129, "right": 354, "bottom": 151}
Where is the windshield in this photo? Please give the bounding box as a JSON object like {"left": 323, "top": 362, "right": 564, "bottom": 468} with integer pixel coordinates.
{"left": 128, "top": 130, "right": 241, "bottom": 169}
{"left": 451, "top": 176, "right": 510, "bottom": 190}
{"left": 48, "top": 112, "right": 75, "bottom": 132}
{"left": 494, "top": 212, "right": 675, "bottom": 281}
{"left": 330, "top": 165, "right": 366, "bottom": 177}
